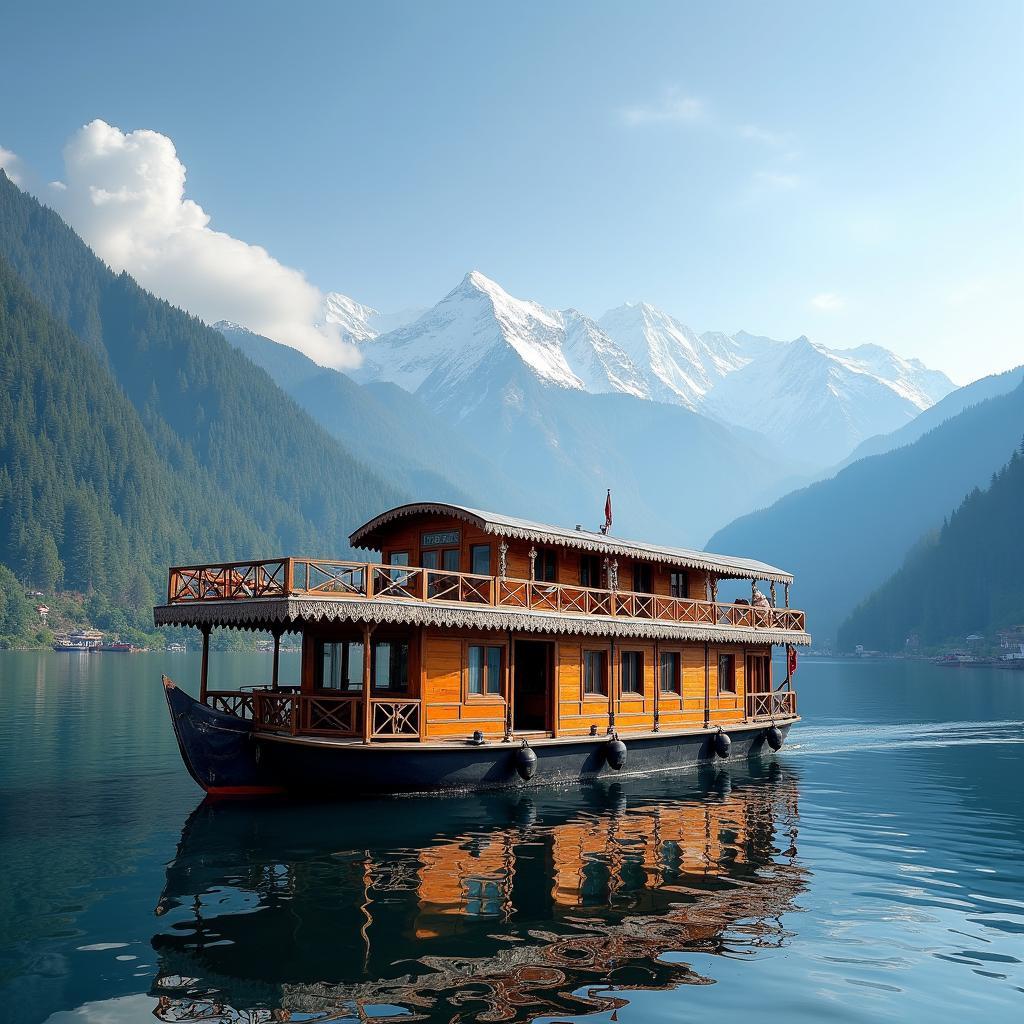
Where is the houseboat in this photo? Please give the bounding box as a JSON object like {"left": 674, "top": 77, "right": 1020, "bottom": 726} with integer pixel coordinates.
{"left": 154, "top": 502, "right": 809, "bottom": 797}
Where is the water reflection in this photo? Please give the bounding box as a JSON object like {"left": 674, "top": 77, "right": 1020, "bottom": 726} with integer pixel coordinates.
{"left": 150, "top": 762, "right": 805, "bottom": 1022}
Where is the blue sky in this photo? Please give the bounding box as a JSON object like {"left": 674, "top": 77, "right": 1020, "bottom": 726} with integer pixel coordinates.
{"left": 1, "top": 0, "right": 1021, "bottom": 382}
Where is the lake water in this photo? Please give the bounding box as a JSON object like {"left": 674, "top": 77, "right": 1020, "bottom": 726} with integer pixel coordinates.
{"left": 0, "top": 652, "right": 1022, "bottom": 1023}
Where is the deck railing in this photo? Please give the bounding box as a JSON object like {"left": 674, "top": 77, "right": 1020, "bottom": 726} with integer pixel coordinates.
{"left": 746, "top": 690, "right": 797, "bottom": 720}
{"left": 169, "top": 557, "right": 806, "bottom": 633}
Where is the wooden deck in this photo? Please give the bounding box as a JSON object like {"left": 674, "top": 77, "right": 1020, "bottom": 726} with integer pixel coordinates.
{"left": 167, "top": 557, "right": 807, "bottom": 633}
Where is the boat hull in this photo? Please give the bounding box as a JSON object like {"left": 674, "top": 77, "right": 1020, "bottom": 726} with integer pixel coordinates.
{"left": 163, "top": 678, "right": 795, "bottom": 798}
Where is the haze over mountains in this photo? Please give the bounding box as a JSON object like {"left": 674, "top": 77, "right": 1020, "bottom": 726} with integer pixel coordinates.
{"left": 330, "top": 271, "right": 954, "bottom": 468}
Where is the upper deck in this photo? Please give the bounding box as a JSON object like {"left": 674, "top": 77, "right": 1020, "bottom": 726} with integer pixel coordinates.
{"left": 155, "top": 503, "right": 809, "bottom": 645}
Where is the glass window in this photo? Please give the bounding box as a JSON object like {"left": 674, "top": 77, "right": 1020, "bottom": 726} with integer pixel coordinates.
{"left": 669, "top": 571, "right": 689, "bottom": 598}
{"left": 660, "top": 651, "right": 681, "bottom": 693}
{"left": 580, "top": 554, "right": 602, "bottom": 588}
{"left": 470, "top": 544, "right": 491, "bottom": 576}
{"left": 632, "top": 564, "right": 652, "bottom": 593}
{"left": 469, "top": 644, "right": 503, "bottom": 695}
{"left": 442, "top": 548, "right": 460, "bottom": 572}
{"left": 535, "top": 548, "right": 557, "bottom": 582}
{"left": 374, "top": 640, "right": 409, "bottom": 691}
{"left": 621, "top": 651, "right": 643, "bottom": 694}
{"left": 421, "top": 550, "right": 439, "bottom": 570}
{"left": 389, "top": 551, "right": 410, "bottom": 566}
{"left": 718, "top": 653, "right": 736, "bottom": 694}
{"left": 584, "top": 650, "right": 607, "bottom": 695}
{"left": 318, "top": 640, "right": 364, "bottom": 691}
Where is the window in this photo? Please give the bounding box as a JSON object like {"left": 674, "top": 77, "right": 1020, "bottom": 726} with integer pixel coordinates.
{"left": 318, "top": 640, "right": 364, "bottom": 691}
{"left": 669, "top": 571, "right": 689, "bottom": 598}
{"left": 373, "top": 640, "right": 409, "bottom": 691}
{"left": 470, "top": 544, "right": 491, "bottom": 576}
{"left": 468, "top": 644, "right": 503, "bottom": 696}
{"left": 389, "top": 551, "right": 410, "bottom": 566}
{"left": 718, "top": 653, "right": 736, "bottom": 694}
{"left": 632, "top": 563, "right": 652, "bottom": 593}
{"left": 584, "top": 650, "right": 607, "bottom": 696}
{"left": 660, "top": 651, "right": 681, "bottom": 693}
{"left": 580, "top": 554, "right": 602, "bottom": 588}
{"left": 534, "top": 547, "right": 558, "bottom": 582}
{"left": 621, "top": 651, "right": 643, "bottom": 695}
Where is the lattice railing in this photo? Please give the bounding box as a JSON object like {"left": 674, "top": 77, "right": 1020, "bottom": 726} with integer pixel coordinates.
{"left": 303, "top": 696, "right": 361, "bottom": 736}
{"left": 253, "top": 692, "right": 296, "bottom": 732}
{"left": 167, "top": 557, "right": 806, "bottom": 633}
{"left": 206, "top": 691, "right": 255, "bottom": 718}
{"left": 746, "top": 690, "right": 797, "bottom": 719}
{"left": 371, "top": 699, "right": 421, "bottom": 739}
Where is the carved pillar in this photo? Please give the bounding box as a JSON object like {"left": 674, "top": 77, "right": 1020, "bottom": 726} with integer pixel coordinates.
{"left": 770, "top": 581, "right": 777, "bottom": 607}
{"left": 528, "top": 546, "right": 537, "bottom": 582}
{"left": 711, "top": 577, "right": 719, "bottom": 604}
{"left": 199, "top": 624, "right": 211, "bottom": 704}
{"left": 751, "top": 579, "right": 758, "bottom": 602}
{"left": 271, "top": 624, "right": 283, "bottom": 692}
{"left": 784, "top": 582, "right": 791, "bottom": 608}
{"left": 705, "top": 572, "right": 711, "bottom": 602}
{"left": 498, "top": 541, "right": 508, "bottom": 579}
{"left": 609, "top": 559, "right": 619, "bottom": 592}
{"left": 361, "top": 623, "right": 374, "bottom": 744}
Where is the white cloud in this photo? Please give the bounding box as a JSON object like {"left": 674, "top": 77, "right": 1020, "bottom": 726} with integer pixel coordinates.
{"left": 47, "top": 120, "right": 358, "bottom": 369}
{"left": 809, "top": 292, "right": 846, "bottom": 312}
{"left": 620, "top": 90, "right": 705, "bottom": 126}
{"left": 752, "top": 170, "right": 801, "bottom": 191}
{"left": 0, "top": 145, "right": 26, "bottom": 185}
{"left": 737, "top": 124, "right": 789, "bottom": 147}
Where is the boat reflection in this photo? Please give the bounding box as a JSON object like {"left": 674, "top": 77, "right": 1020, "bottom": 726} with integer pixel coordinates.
{"left": 151, "top": 761, "right": 805, "bottom": 1023}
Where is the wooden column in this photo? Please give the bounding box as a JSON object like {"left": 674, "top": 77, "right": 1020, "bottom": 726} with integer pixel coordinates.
{"left": 199, "top": 624, "right": 211, "bottom": 704}
{"left": 784, "top": 583, "right": 791, "bottom": 608}
{"left": 505, "top": 631, "right": 515, "bottom": 740}
{"left": 608, "top": 637, "right": 616, "bottom": 733}
{"left": 361, "top": 623, "right": 374, "bottom": 744}
{"left": 653, "top": 639, "right": 660, "bottom": 733}
{"left": 703, "top": 641, "right": 710, "bottom": 728}
{"left": 271, "top": 625, "right": 283, "bottom": 692}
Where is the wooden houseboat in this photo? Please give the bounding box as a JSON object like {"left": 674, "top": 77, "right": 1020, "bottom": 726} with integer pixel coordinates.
{"left": 154, "top": 502, "right": 809, "bottom": 796}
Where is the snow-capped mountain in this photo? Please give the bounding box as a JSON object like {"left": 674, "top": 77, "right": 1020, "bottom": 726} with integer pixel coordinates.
{"left": 351, "top": 271, "right": 954, "bottom": 466}
{"left": 702, "top": 336, "right": 947, "bottom": 466}
{"left": 320, "top": 291, "right": 424, "bottom": 343}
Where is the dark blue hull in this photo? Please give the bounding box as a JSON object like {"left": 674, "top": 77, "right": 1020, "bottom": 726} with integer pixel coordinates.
{"left": 162, "top": 677, "right": 285, "bottom": 796}
{"left": 163, "top": 677, "right": 794, "bottom": 798}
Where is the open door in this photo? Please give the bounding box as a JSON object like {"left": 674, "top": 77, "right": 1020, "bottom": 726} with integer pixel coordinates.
{"left": 513, "top": 640, "right": 552, "bottom": 733}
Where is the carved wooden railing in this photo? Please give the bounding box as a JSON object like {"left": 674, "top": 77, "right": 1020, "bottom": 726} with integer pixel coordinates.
{"left": 206, "top": 690, "right": 255, "bottom": 718}
{"left": 746, "top": 690, "right": 797, "bottom": 720}
{"left": 370, "top": 698, "right": 421, "bottom": 739}
{"left": 168, "top": 558, "right": 806, "bottom": 633}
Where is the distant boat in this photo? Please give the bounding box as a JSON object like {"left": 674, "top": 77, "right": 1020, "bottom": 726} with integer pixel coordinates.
{"left": 934, "top": 651, "right": 978, "bottom": 666}
{"left": 166, "top": 642, "right": 187, "bottom": 653}
{"left": 91, "top": 642, "right": 135, "bottom": 653}
{"left": 52, "top": 628, "right": 104, "bottom": 652}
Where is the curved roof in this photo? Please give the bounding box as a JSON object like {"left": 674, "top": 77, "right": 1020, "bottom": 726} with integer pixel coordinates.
{"left": 349, "top": 502, "right": 794, "bottom": 584}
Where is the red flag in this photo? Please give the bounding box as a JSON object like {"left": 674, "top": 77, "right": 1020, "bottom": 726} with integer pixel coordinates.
{"left": 604, "top": 489, "right": 612, "bottom": 532}
{"left": 788, "top": 647, "right": 798, "bottom": 676}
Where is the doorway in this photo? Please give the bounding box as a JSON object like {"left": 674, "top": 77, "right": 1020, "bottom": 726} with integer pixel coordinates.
{"left": 513, "top": 640, "right": 552, "bottom": 732}
{"left": 746, "top": 653, "right": 771, "bottom": 693}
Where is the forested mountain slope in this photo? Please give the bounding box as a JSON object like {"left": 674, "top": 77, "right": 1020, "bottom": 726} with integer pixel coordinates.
{"left": 707, "top": 379, "right": 1024, "bottom": 643}
{"left": 839, "top": 448, "right": 1024, "bottom": 650}
{"left": 0, "top": 172, "right": 404, "bottom": 586}
{"left": 0, "top": 256, "right": 268, "bottom": 609}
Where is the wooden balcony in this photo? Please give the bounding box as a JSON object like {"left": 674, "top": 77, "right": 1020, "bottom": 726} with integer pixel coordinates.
{"left": 746, "top": 690, "right": 797, "bottom": 720}
{"left": 167, "top": 557, "right": 807, "bottom": 633}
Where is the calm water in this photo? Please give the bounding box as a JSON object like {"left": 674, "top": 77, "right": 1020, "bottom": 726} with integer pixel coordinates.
{"left": 0, "top": 653, "right": 1022, "bottom": 1023}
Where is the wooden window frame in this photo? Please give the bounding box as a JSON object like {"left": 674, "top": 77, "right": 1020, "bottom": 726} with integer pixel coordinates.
{"left": 314, "top": 637, "right": 365, "bottom": 693}
{"left": 632, "top": 563, "right": 653, "bottom": 594}
{"left": 620, "top": 650, "right": 644, "bottom": 697}
{"left": 583, "top": 648, "right": 608, "bottom": 699}
{"left": 372, "top": 637, "right": 410, "bottom": 694}
{"left": 579, "top": 554, "right": 602, "bottom": 589}
{"left": 669, "top": 571, "right": 688, "bottom": 599}
{"left": 469, "top": 543, "right": 492, "bottom": 577}
{"left": 717, "top": 652, "right": 736, "bottom": 695}
{"left": 659, "top": 649, "right": 682, "bottom": 694}
{"left": 465, "top": 642, "right": 505, "bottom": 702}
{"left": 534, "top": 547, "right": 558, "bottom": 583}
{"left": 386, "top": 550, "right": 410, "bottom": 566}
